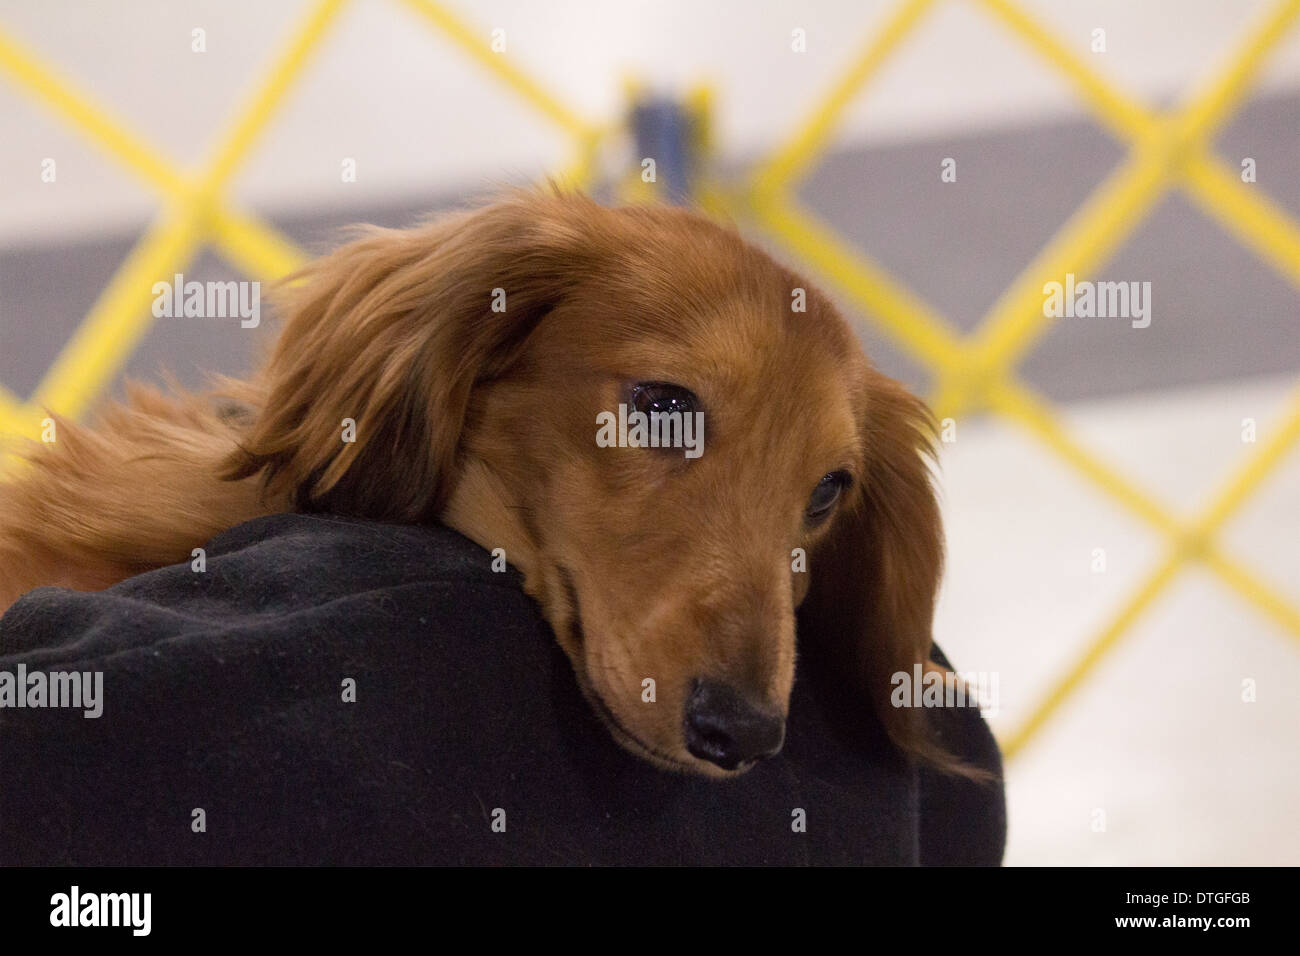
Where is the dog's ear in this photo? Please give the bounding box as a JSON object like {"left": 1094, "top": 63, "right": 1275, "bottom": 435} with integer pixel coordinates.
{"left": 799, "top": 372, "right": 972, "bottom": 774}
{"left": 221, "top": 192, "right": 599, "bottom": 520}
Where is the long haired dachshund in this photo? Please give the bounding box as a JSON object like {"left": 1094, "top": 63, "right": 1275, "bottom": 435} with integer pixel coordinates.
{"left": 0, "top": 190, "right": 971, "bottom": 778}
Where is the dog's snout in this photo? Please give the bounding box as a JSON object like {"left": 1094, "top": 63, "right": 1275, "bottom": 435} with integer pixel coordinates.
{"left": 684, "top": 679, "right": 785, "bottom": 770}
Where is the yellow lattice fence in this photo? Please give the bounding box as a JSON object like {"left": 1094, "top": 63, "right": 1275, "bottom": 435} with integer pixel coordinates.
{"left": 1, "top": 0, "right": 1297, "bottom": 761}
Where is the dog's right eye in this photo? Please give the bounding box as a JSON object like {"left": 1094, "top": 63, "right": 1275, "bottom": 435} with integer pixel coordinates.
{"left": 805, "top": 471, "right": 850, "bottom": 524}
{"left": 630, "top": 383, "right": 697, "bottom": 417}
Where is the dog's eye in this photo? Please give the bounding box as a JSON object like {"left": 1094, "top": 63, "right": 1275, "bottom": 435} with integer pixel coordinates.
{"left": 630, "top": 383, "right": 697, "bottom": 417}
{"left": 805, "top": 472, "right": 850, "bottom": 524}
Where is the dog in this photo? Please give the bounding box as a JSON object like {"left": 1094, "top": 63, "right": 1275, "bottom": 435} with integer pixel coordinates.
{"left": 0, "top": 190, "right": 973, "bottom": 779}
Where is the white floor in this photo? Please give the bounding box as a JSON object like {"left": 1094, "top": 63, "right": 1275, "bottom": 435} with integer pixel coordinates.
{"left": 932, "top": 373, "right": 1300, "bottom": 865}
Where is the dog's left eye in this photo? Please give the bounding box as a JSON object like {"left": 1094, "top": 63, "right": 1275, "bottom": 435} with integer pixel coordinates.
{"left": 805, "top": 472, "right": 850, "bottom": 523}
{"left": 630, "top": 383, "right": 697, "bottom": 417}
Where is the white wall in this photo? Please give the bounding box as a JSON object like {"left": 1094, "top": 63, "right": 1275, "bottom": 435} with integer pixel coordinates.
{"left": 2, "top": 0, "right": 1299, "bottom": 245}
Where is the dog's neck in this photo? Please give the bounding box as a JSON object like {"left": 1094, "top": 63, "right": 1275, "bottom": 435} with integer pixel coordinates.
{"left": 442, "top": 456, "right": 545, "bottom": 601}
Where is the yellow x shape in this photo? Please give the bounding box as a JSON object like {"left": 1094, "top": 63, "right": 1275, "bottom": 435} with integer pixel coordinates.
{"left": 0, "top": 0, "right": 603, "bottom": 437}
{"left": 736, "top": 0, "right": 1300, "bottom": 759}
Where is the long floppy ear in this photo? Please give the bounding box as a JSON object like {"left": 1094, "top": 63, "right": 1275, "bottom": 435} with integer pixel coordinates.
{"left": 221, "top": 191, "right": 599, "bottom": 520}
{"left": 799, "top": 372, "right": 978, "bottom": 776}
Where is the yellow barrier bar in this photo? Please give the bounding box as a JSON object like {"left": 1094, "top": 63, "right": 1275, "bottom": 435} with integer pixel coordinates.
{"left": 750, "top": 0, "right": 936, "bottom": 196}
{"left": 210, "top": 208, "right": 309, "bottom": 280}
{"left": 30, "top": 214, "right": 204, "bottom": 419}
{"left": 0, "top": 404, "right": 60, "bottom": 444}
{"left": 397, "top": 0, "right": 596, "bottom": 140}
{"left": 925, "top": 378, "right": 972, "bottom": 423}
{"left": 971, "top": 140, "right": 1172, "bottom": 371}
{"left": 748, "top": 194, "right": 966, "bottom": 373}
{"left": 202, "top": 0, "right": 350, "bottom": 193}
{"left": 551, "top": 127, "right": 609, "bottom": 192}
{"left": 998, "top": 397, "right": 1300, "bottom": 757}
{"left": 994, "top": 381, "right": 1300, "bottom": 756}
{"left": 0, "top": 392, "right": 22, "bottom": 456}
{"left": 0, "top": 25, "right": 188, "bottom": 198}
{"left": 1, "top": 0, "right": 605, "bottom": 427}
{"left": 995, "top": 372, "right": 1300, "bottom": 616}
{"left": 970, "top": 0, "right": 1300, "bottom": 369}
{"left": 0, "top": 21, "right": 309, "bottom": 289}
{"left": 1173, "top": 0, "right": 1300, "bottom": 144}
{"left": 986, "top": 378, "right": 1183, "bottom": 536}
{"left": 1181, "top": 153, "right": 1300, "bottom": 291}
{"left": 978, "top": 0, "right": 1300, "bottom": 153}
{"left": 695, "top": 182, "right": 741, "bottom": 221}
{"left": 975, "top": 0, "right": 1154, "bottom": 141}
{"left": 1001, "top": 550, "right": 1184, "bottom": 759}
{"left": 1192, "top": 387, "right": 1300, "bottom": 538}
{"left": 0, "top": 4, "right": 324, "bottom": 420}
{"left": 1204, "top": 546, "right": 1300, "bottom": 641}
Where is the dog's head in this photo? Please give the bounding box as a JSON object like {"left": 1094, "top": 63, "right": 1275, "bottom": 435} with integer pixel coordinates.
{"left": 225, "top": 191, "right": 953, "bottom": 778}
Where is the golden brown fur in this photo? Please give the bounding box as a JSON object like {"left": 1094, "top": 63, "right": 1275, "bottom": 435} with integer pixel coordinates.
{"left": 0, "top": 190, "right": 980, "bottom": 779}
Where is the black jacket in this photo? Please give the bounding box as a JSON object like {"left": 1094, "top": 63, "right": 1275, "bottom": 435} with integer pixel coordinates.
{"left": 0, "top": 513, "right": 1004, "bottom": 865}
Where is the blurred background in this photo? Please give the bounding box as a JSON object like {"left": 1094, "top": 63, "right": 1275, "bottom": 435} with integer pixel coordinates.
{"left": 1, "top": 0, "right": 1297, "bottom": 864}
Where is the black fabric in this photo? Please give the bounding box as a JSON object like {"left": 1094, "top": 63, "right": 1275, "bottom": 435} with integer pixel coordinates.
{"left": 0, "top": 513, "right": 1004, "bottom": 865}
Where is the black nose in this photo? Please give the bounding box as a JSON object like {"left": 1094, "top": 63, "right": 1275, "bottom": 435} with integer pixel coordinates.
{"left": 684, "top": 679, "right": 785, "bottom": 770}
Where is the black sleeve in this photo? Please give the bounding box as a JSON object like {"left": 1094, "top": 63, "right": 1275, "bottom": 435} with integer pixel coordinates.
{"left": 919, "top": 644, "right": 1007, "bottom": 866}
{"left": 0, "top": 513, "right": 1003, "bottom": 865}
